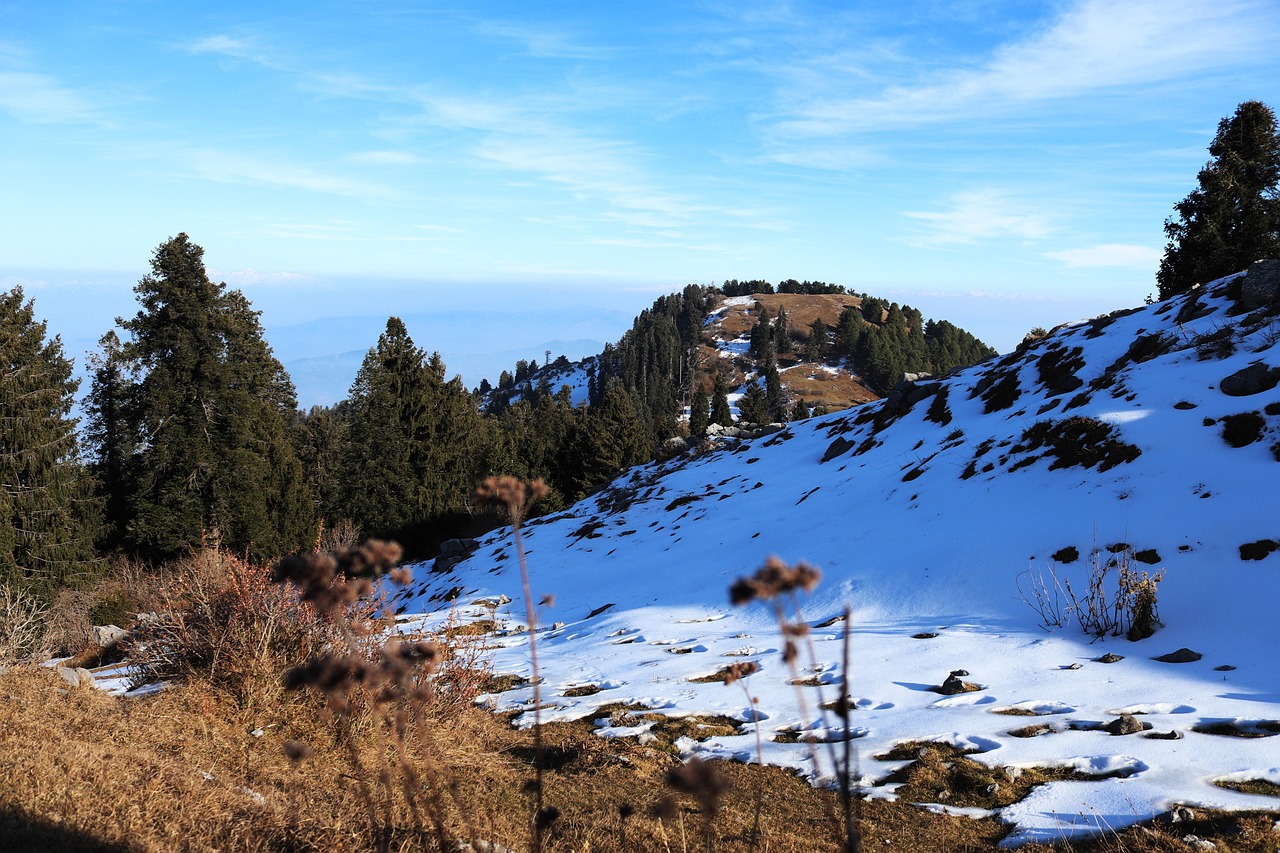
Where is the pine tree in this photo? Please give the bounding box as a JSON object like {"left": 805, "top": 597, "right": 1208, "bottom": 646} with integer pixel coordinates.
{"left": 791, "top": 398, "right": 811, "bottom": 420}
{"left": 341, "top": 318, "right": 487, "bottom": 542}
{"left": 710, "top": 372, "right": 734, "bottom": 426}
{"left": 763, "top": 357, "right": 785, "bottom": 422}
{"left": 0, "top": 287, "right": 99, "bottom": 593}
{"left": 774, "top": 306, "right": 792, "bottom": 354}
{"left": 738, "top": 381, "right": 768, "bottom": 424}
{"left": 83, "top": 330, "right": 133, "bottom": 551}
{"left": 688, "top": 385, "right": 709, "bottom": 438}
{"left": 1158, "top": 101, "right": 1280, "bottom": 299}
{"left": 805, "top": 318, "right": 829, "bottom": 362}
{"left": 118, "top": 234, "right": 313, "bottom": 560}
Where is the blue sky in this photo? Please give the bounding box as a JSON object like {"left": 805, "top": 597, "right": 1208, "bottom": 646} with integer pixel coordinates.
{"left": 3, "top": 0, "right": 1279, "bottom": 388}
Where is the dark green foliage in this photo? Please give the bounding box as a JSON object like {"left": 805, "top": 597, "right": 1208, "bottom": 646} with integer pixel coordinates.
{"left": 592, "top": 285, "right": 711, "bottom": 440}
{"left": 114, "top": 234, "right": 314, "bottom": 562}
{"left": 763, "top": 358, "right": 785, "bottom": 422}
{"left": 0, "top": 288, "right": 100, "bottom": 594}
{"left": 557, "top": 385, "right": 651, "bottom": 499}
{"left": 805, "top": 318, "right": 829, "bottom": 362}
{"left": 738, "top": 381, "right": 768, "bottom": 424}
{"left": 775, "top": 279, "right": 847, "bottom": 295}
{"left": 1158, "top": 101, "right": 1280, "bottom": 299}
{"left": 295, "top": 404, "right": 349, "bottom": 525}
{"left": 688, "top": 386, "right": 709, "bottom": 438}
{"left": 773, "top": 306, "right": 792, "bottom": 354}
{"left": 710, "top": 372, "right": 733, "bottom": 427}
{"left": 340, "top": 318, "right": 487, "bottom": 542}
{"left": 83, "top": 331, "right": 133, "bottom": 551}
{"left": 791, "top": 398, "right": 810, "bottom": 420}
{"left": 720, "top": 279, "right": 773, "bottom": 296}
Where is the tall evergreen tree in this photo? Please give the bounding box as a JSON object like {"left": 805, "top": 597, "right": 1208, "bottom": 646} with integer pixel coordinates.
{"left": 117, "top": 234, "right": 313, "bottom": 560}
{"left": 738, "top": 381, "right": 768, "bottom": 424}
{"left": 1158, "top": 101, "right": 1280, "bottom": 299}
{"left": 0, "top": 287, "right": 99, "bottom": 593}
{"left": 341, "top": 318, "right": 487, "bottom": 543}
{"left": 710, "top": 372, "right": 734, "bottom": 427}
{"left": 83, "top": 330, "right": 133, "bottom": 551}
{"left": 688, "top": 385, "right": 709, "bottom": 438}
{"left": 774, "top": 306, "right": 792, "bottom": 354}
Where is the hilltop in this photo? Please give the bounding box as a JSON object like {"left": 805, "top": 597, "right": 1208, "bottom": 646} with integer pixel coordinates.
{"left": 393, "top": 263, "right": 1280, "bottom": 845}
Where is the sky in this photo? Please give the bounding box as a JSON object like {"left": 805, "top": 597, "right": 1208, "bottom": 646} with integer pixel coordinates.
{"left": 3, "top": 0, "right": 1279, "bottom": 397}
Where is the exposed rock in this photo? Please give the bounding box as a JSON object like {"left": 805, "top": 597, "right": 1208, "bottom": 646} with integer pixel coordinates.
{"left": 92, "top": 624, "right": 128, "bottom": 647}
{"left": 822, "top": 436, "right": 856, "bottom": 462}
{"left": 933, "top": 673, "right": 982, "bottom": 695}
{"left": 1241, "top": 259, "right": 1280, "bottom": 310}
{"left": 434, "top": 538, "right": 481, "bottom": 573}
{"left": 1154, "top": 648, "right": 1203, "bottom": 663}
{"left": 1219, "top": 362, "right": 1280, "bottom": 396}
{"left": 1095, "top": 653, "right": 1124, "bottom": 664}
{"left": 656, "top": 436, "right": 690, "bottom": 461}
{"left": 1103, "top": 714, "right": 1151, "bottom": 735}
{"left": 75, "top": 667, "right": 94, "bottom": 687}
{"left": 1143, "top": 729, "right": 1183, "bottom": 740}
{"left": 55, "top": 666, "right": 80, "bottom": 688}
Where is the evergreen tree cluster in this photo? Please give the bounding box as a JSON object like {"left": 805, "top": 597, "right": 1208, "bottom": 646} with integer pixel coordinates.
{"left": 1158, "top": 101, "right": 1280, "bottom": 299}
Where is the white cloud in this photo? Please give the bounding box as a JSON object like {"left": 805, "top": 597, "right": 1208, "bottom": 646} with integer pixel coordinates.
{"left": 185, "top": 35, "right": 281, "bottom": 68}
{"left": 0, "top": 71, "right": 96, "bottom": 124}
{"left": 186, "top": 149, "right": 406, "bottom": 201}
{"left": 902, "top": 189, "right": 1053, "bottom": 247}
{"left": 779, "top": 0, "right": 1278, "bottom": 135}
{"left": 210, "top": 267, "right": 311, "bottom": 286}
{"left": 1046, "top": 243, "right": 1162, "bottom": 269}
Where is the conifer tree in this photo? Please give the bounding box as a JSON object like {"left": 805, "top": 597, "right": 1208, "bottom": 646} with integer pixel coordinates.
{"left": 0, "top": 287, "right": 99, "bottom": 593}
{"left": 773, "top": 306, "right": 792, "bottom": 354}
{"left": 116, "top": 234, "right": 313, "bottom": 560}
{"left": 341, "top": 318, "right": 487, "bottom": 542}
{"left": 84, "top": 330, "right": 133, "bottom": 551}
{"left": 688, "top": 385, "right": 709, "bottom": 438}
{"left": 710, "top": 372, "right": 734, "bottom": 427}
{"left": 791, "top": 397, "right": 811, "bottom": 420}
{"left": 1158, "top": 101, "right": 1280, "bottom": 298}
{"left": 805, "top": 318, "right": 829, "bottom": 362}
{"left": 738, "top": 381, "right": 768, "bottom": 425}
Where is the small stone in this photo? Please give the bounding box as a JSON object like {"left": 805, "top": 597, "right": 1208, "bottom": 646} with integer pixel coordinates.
{"left": 983, "top": 784, "right": 999, "bottom": 797}
{"left": 1103, "top": 714, "right": 1149, "bottom": 735}
{"left": 92, "top": 624, "right": 128, "bottom": 647}
{"left": 1095, "top": 653, "right": 1124, "bottom": 664}
{"left": 55, "top": 667, "right": 80, "bottom": 688}
{"left": 1143, "top": 729, "right": 1183, "bottom": 740}
{"left": 1214, "top": 664, "right": 1236, "bottom": 671}
{"left": 1003, "top": 766, "right": 1023, "bottom": 782}
{"left": 1168, "top": 806, "right": 1196, "bottom": 824}
{"left": 1154, "top": 647, "right": 1202, "bottom": 663}
{"left": 1064, "top": 662, "right": 1083, "bottom": 670}
{"left": 949, "top": 669, "right": 970, "bottom": 677}
{"left": 75, "top": 668, "right": 94, "bottom": 687}
{"left": 1182, "top": 835, "right": 1216, "bottom": 850}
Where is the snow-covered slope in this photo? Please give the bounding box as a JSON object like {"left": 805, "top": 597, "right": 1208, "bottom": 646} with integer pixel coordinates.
{"left": 393, "top": 271, "right": 1280, "bottom": 845}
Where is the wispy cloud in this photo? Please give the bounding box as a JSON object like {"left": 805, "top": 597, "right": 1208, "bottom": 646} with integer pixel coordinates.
{"left": 1046, "top": 243, "right": 1161, "bottom": 269}
{"left": 777, "top": 0, "right": 1278, "bottom": 136}
{"left": 0, "top": 71, "right": 97, "bottom": 124}
{"left": 348, "top": 150, "right": 422, "bottom": 165}
{"left": 475, "top": 21, "right": 615, "bottom": 59}
{"left": 186, "top": 148, "right": 406, "bottom": 201}
{"left": 902, "top": 189, "right": 1053, "bottom": 247}
{"left": 185, "top": 34, "right": 283, "bottom": 68}
{"left": 211, "top": 267, "right": 311, "bottom": 286}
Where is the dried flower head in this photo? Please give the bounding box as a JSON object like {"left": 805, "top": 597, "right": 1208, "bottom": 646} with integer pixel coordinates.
{"left": 667, "top": 758, "right": 732, "bottom": 815}
{"left": 282, "top": 740, "right": 313, "bottom": 764}
{"left": 723, "top": 661, "right": 760, "bottom": 686}
{"left": 728, "top": 556, "right": 824, "bottom": 605}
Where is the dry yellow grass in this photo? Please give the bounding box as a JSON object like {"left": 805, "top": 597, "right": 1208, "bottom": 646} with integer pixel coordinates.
{"left": 4, "top": 666, "right": 1278, "bottom": 852}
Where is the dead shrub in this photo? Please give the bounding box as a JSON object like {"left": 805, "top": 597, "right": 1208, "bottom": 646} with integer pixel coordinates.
{"left": 0, "top": 583, "right": 49, "bottom": 662}
{"left": 1019, "top": 546, "right": 1164, "bottom": 641}
{"left": 126, "top": 548, "right": 338, "bottom": 711}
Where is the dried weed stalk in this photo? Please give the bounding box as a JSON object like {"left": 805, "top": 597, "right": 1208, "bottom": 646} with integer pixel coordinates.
{"left": 730, "top": 556, "right": 861, "bottom": 853}
{"left": 1019, "top": 548, "right": 1164, "bottom": 641}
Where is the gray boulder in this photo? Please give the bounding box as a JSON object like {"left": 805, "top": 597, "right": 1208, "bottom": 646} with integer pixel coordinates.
{"left": 1220, "top": 362, "right": 1280, "bottom": 396}
{"left": 92, "top": 624, "right": 128, "bottom": 648}
{"left": 1242, "top": 259, "right": 1280, "bottom": 309}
